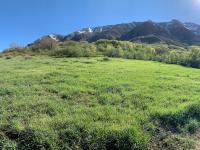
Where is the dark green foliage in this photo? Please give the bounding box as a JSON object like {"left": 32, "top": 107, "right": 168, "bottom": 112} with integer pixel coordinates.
{"left": 17, "top": 129, "right": 53, "bottom": 150}
{"left": 0, "top": 88, "right": 13, "bottom": 96}
{"left": 186, "top": 119, "right": 199, "bottom": 134}
{"left": 102, "top": 57, "right": 111, "bottom": 61}
{"left": 152, "top": 103, "right": 200, "bottom": 132}
{"left": 58, "top": 124, "right": 148, "bottom": 150}
{"left": 0, "top": 126, "right": 54, "bottom": 150}
{"left": 0, "top": 134, "right": 17, "bottom": 150}
{"left": 103, "top": 129, "right": 148, "bottom": 150}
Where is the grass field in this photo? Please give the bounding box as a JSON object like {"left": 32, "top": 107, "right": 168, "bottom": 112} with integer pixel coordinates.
{"left": 0, "top": 56, "right": 200, "bottom": 149}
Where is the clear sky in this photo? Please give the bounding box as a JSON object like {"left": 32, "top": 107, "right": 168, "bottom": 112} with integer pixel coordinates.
{"left": 1, "top": 0, "right": 200, "bottom": 51}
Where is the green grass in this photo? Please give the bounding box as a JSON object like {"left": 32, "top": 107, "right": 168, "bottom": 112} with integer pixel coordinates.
{"left": 0, "top": 56, "right": 200, "bottom": 149}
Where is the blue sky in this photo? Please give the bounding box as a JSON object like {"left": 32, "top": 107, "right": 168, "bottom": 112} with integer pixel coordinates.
{"left": 1, "top": 0, "right": 200, "bottom": 51}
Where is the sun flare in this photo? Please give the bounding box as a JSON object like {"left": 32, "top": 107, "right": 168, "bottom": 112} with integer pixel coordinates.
{"left": 193, "top": 0, "right": 200, "bottom": 5}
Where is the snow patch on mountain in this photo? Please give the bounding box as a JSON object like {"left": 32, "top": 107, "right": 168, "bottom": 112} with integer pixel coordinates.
{"left": 88, "top": 27, "right": 93, "bottom": 33}
{"left": 78, "top": 30, "right": 86, "bottom": 34}
{"left": 184, "top": 23, "right": 199, "bottom": 31}
{"left": 49, "top": 34, "right": 59, "bottom": 41}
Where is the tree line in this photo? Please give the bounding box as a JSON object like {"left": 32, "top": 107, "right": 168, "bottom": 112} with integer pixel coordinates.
{"left": 3, "top": 39, "right": 200, "bottom": 69}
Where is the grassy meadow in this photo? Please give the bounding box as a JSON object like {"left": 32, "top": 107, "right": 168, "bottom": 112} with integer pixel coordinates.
{"left": 0, "top": 56, "right": 200, "bottom": 149}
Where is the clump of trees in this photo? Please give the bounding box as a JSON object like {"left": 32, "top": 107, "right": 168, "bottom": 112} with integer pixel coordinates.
{"left": 95, "top": 40, "right": 200, "bottom": 69}
{"left": 31, "top": 38, "right": 58, "bottom": 50}
{"left": 52, "top": 41, "right": 97, "bottom": 57}
{"left": 3, "top": 39, "right": 200, "bottom": 69}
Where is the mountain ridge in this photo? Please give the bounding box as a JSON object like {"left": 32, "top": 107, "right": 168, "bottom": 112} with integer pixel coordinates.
{"left": 29, "top": 20, "right": 200, "bottom": 47}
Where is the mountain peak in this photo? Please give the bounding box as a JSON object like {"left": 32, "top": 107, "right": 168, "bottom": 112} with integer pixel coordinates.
{"left": 171, "top": 19, "right": 182, "bottom": 24}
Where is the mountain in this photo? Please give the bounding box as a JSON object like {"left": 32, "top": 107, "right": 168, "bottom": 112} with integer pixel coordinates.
{"left": 29, "top": 20, "right": 200, "bottom": 47}
{"left": 63, "top": 22, "right": 137, "bottom": 42}
{"left": 28, "top": 34, "right": 65, "bottom": 47}
{"left": 184, "top": 22, "right": 200, "bottom": 37}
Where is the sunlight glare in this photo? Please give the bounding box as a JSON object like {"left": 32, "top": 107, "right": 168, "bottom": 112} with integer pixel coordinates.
{"left": 190, "top": 0, "right": 200, "bottom": 10}
{"left": 193, "top": 0, "right": 200, "bottom": 6}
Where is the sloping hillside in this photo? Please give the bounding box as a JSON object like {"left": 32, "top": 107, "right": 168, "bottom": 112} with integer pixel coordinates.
{"left": 0, "top": 56, "right": 200, "bottom": 149}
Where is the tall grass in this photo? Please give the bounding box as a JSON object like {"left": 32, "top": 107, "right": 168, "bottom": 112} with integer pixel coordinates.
{"left": 0, "top": 56, "right": 200, "bottom": 149}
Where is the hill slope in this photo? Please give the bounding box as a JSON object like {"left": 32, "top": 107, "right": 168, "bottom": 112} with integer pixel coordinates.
{"left": 0, "top": 56, "right": 200, "bottom": 149}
